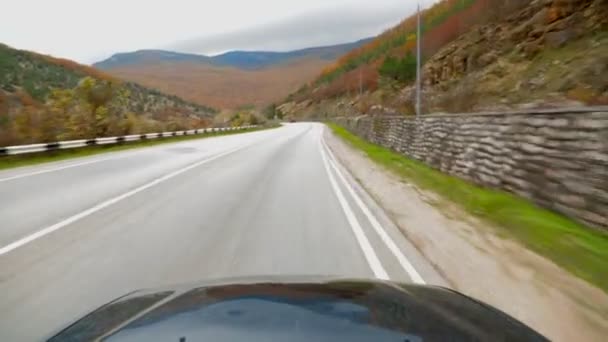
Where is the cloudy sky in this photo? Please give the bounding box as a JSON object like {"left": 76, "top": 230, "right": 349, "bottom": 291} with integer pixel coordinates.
{"left": 1, "top": 0, "right": 439, "bottom": 64}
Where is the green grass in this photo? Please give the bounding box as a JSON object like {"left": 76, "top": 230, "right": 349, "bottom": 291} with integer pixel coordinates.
{"left": 328, "top": 123, "right": 608, "bottom": 293}
{"left": 0, "top": 126, "right": 276, "bottom": 171}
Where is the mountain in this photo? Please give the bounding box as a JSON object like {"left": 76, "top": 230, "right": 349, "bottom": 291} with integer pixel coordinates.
{"left": 209, "top": 38, "right": 374, "bottom": 69}
{"left": 0, "top": 43, "right": 217, "bottom": 146}
{"left": 93, "top": 50, "right": 212, "bottom": 70}
{"left": 94, "top": 38, "right": 373, "bottom": 71}
{"left": 281, "top": 0, "right": 607, "bottom": 118}
{"left": 92, "top": 39, "right": 373, "bottom": 109}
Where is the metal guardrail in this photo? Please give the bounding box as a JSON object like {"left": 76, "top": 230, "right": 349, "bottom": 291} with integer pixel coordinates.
{"left": 0, "top": 126, "right": 257, "bottom": 156}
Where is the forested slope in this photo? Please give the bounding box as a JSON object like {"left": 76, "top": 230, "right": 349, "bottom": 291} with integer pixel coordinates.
{"left": 0, "top": 44, "right": 217, "bottom": 146}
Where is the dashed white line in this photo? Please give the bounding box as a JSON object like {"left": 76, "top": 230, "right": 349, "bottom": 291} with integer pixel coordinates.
{"left": 318, "top": 127, "right": 390, "bottom": 280}
{"left": 321, "top": 127, "right": 426, "bottom": 284}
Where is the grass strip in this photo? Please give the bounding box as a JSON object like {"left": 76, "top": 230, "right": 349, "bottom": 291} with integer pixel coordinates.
{"left": 328, "top": 122, "right": 608, "bottom": 293}
{"left": 0, "top": 126, "right": 277, "bottom": 171}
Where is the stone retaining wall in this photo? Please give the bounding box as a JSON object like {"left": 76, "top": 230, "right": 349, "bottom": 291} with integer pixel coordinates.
{"left": 335, "top": 107, "right": 608, "bottom": 230}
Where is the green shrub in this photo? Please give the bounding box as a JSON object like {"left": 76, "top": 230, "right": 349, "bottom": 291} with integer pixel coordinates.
{"left": 379, "top": 53, "right": 417, "bottom": 83}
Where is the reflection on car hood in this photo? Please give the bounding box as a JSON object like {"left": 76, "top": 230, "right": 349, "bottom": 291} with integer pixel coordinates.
{"left": 48, "top": 275, "right": 547, "bottom": 341}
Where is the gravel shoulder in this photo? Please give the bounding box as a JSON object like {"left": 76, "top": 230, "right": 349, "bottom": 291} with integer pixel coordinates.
{"left": 324, "top": 128, "right": 608, "bottom": 342}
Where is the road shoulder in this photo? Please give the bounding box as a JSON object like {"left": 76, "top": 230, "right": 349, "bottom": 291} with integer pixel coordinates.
{"left": 324, "top": 127, "right": 608, "bottom": 342}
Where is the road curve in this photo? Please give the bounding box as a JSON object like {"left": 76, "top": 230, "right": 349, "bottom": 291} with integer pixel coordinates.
{"left": 0, "top": 123, "right": 440, "bottom": 341}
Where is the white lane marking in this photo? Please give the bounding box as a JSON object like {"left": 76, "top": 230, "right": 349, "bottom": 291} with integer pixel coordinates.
{"left": 0, "top": 145, "right": 250, "bottom": 256}
{"left": 318, "top": 127, "right": 389, "bottom": 280}
{"left": 320, "top": 132, "right": 426, "bottom": 284}
{"left": 0, "top": 157, "right": 120, "bottom": 183}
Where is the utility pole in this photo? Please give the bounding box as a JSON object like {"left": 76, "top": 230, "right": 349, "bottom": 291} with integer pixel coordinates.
{"left": 415, "top": 3, "right": 422, "bottom": 117}
{"left": 359, "top": 68, "right": 363, "bottom": 98}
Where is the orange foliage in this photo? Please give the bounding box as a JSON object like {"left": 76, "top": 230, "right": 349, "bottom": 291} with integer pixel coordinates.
{"left": 112, "top": 59, "right": 331, "bottom": 109}
{"left": 310, "top": 0, "right": 499, "bottom": 98}
{"left": 422, "top": 0, "right": 490, "bottom": 56}
{"left": 15, "top": 90, "right": 41, "bottom": 108}
{"left": 313, "top": 65, "right": 378, "bottom": 100}
{"left": 321, "top": 0, "right": 492, "bottom": 75}
{"left": 393, "top": 40, "right": 417, "bottom": 57}
{"left": 0, "top": 92, "right": 8, "bottom": 118}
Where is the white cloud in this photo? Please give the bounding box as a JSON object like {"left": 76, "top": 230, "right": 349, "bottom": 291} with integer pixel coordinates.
{"left": 0, "top": 0, "right": 440, "bottom": 63}
{"left": 172, "top": 4, "right": 412, "bottom": 55}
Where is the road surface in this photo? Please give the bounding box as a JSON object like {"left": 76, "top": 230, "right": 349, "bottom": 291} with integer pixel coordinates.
{"left": 0, "top": 123, "right": 440, "bottom": 341}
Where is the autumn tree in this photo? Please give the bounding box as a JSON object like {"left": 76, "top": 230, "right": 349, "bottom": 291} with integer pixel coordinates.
{"left": 43, "top": 88, "right": 74, "bottom": 140}
{"left": 13, "top": 106, "right": 38, "bottom": 143}
{"left": 2, "top": 72, "right": 210, "bottom": 146}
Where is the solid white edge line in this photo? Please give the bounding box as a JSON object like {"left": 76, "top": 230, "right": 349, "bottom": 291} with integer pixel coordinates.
{"left": 318, "top": 127, "right": 389, "bottom": 280}
{"left": 321, "top": 130, "right": 426, "bottom": 284}
{"left": 0, "top": 145, "right": 249, "bottom": 256}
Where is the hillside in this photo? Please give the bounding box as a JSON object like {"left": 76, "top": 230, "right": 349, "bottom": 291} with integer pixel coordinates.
{"left": 0, "top": 43, "right": 217, "bottom": 146}
{"left": 282, "top": 0, "right": 607, "bottom": 117}
{"left": 209, "top": 38, "right": 373, "bottom": 69}
{"left": 94, "top": 39, "right": 372, "bottom": 109}
{"left": 107, "top": 58, "right": 332, "bottom": 109}
{"left": 94, "top": 50, "right": 213, "bottom": 70}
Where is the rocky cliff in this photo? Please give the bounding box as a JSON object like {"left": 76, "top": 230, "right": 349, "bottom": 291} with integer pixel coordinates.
{"left": 418, "top": 0, "right": 607, "bottom": 112}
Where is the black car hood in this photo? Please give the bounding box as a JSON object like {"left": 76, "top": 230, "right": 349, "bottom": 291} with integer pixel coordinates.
{"left": 48, "top": 276, "right": 547, "bottom": 341}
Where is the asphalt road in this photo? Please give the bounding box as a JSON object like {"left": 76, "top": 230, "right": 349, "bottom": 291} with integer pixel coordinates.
{"left": 0, "top": 123, "right": 441, "bottom": 341}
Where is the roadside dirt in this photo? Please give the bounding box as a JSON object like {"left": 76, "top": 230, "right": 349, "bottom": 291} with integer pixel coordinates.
{"left": 325, "top": 130, "right": 608, "bottom": 342}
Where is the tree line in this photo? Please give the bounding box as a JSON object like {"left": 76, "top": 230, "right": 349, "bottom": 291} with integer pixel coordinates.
{"left": 0, "top": 77, "right": 209, "bottom": 146}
